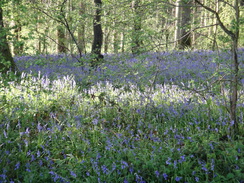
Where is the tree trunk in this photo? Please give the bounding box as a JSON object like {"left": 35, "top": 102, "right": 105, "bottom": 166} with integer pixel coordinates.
{"left": 0, "top": 7, "right": 18, "bottom": 74}
{"left": 13, "top": 20, "right": 24, "bottom": 55}
{"left": 131, "top": 0, "right": 143, "bottom": 54}
{"left": 113, "top": 7, "right": 119, "bottom": 53}
{"left": 229, "top": 0, "right": 240, "bottom": 135}
{"left": 180, "top": 0, "right": 192, "bottom": 49}
{"left": 57, "top": 24, "right": 66, "bottom": 53}
{"left": 121, "top": 31, "right": 125, "bottom": 53}
{"left": 91, "top": 0, "right": 103, "bottom": 67}
{"left": 78, "top": 2, "right": 86, "bottom": 54}
{"left": 174, "top": 0, "right": 181, "bottom": 48}
{"left": 175, "top": 0, "right": 192, "bottom": 49}
{"left": 211, "top": 0, "right": 218, "bottom": 50}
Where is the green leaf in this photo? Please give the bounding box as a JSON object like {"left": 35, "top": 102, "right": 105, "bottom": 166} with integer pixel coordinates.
{"left": 227, "top": 173, "right": 234, "bottom": 179}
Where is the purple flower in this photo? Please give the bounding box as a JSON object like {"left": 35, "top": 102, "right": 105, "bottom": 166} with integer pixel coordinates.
{"left": 121, "top": 161, "right": 129, "bottom": 169}
{"left": 209, "top": 143, "right": 214, "bottom": 150}
{"left": 39, "top": 160, "right": 43, "bottom": 166}
{"left": 37, "top": 123, "right": 42, "bottom": 132}
{"left": 163, "top": 173, "right": 168, "bottom": 180}
{"left": 92, "top": 119, "right": 98, "bottom": 125}
{"left": 175, "top": 176, "right": 182, "bottom": 181}
{"left": 14, "top": 162, "right": 20, "bottom": 170}
{"left": 31, "top": 154, "right": 35, "bottom": 161}
{"left": 101, "top": 165, "right": 109, "bottom": 174}
{"left": 202, "top": 165, "right": 208, "bottom": 172}
{"left": 155, "top": 170, "right": 160, "bottom": 178}
{"left": 166, "top": 157, "right": 171, "bottom": 165}
{"left": 195, "top": 177, "right": 199, "bottom": 182}
{"left": 124, "top": 178, "right": 129, "bottom": 183}
{"left": 174, "top": 160, "right": 178, "bottom": 168}
{"left": 70, "top": 170, "right": 77, "bottom": 178}
{"left": 37, "top": 150, "right": 40, "bottom": 157}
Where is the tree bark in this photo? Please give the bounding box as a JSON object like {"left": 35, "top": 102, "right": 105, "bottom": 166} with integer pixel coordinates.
{"left": 174, "top": 0, "right": 192, "bottom": 49}
{"left": 0, "top": 7, "right": 18, "bottom": 74}
{"left": 174, "top": 0, "right": 181, "bottom": 48}
{"left": 91, "top": 0, "right": 103, "bottom": 67}
{"left": 57, "top": 24, "right": 66, "bottom": 53}
{"left": 131, "top": 0, "right": 143, "bottom": 54}
{"left": 180, "top": 0, "right": 192, "bottom": 49}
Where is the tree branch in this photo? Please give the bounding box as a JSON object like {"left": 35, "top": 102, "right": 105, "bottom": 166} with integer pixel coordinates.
{"left": 194, "top": 0, "right": 235, "bottom": 39}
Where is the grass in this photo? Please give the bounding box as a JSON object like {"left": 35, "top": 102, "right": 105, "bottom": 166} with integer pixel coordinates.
{"left": 0, "top": 50, "right": 244, "bottom": 183}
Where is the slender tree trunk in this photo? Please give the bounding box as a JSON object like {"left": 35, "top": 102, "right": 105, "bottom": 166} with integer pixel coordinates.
{"left": 211, "top": 0, "right": 218, "bottom": 50}
{"left": 57, "top": 24, "right": 66, "bottom": 53}
{"left": 104, "top": 27, "right": 110, "bottom": 54}
{"left": 174, "top": 0, "right": 181, "bottom": 48}
{"left": 121, "top": 31, "right": 125, "bottom": 53}
{"left": 229, "top": 0, "right": 240, "bottom": 135}
{"left": 103, "top": 9, "right": 110, "bottom": 54}
{"left": 78, "top": 2, "right": 86, "bottom": 54}
{"left": 35, "top": 16, "right": 42, "bottom": 54}
{"left": 131, "top": 0, "right": 143, "bottom": 54}
{"left": 0, "top": 7, "right": 18, "bottom": 74}
{"left": 113, "top": 27, "right": 119, "bottom": 53}
{"left": 13, "top": 20, "right": 24, "bottom": 55}
{"left": 91, "top": 0, "right": 103, "bottom": 67}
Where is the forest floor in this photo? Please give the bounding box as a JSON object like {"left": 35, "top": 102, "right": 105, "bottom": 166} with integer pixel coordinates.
{"left": 0, "top": 50, "right": 244, "bottom": 183}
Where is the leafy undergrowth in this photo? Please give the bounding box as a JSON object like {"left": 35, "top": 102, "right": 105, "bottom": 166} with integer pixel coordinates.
{"left": 0, "top": 50, "right": 244, "bottom": 183}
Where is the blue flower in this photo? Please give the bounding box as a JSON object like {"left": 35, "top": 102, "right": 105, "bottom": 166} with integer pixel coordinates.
{"left": 101, "top": 165, "right": 109, "bottom": 174}
{"left": 163, "top": 173, "right": 168, "bottom": 180}
{"left": 124, "top": 178, "right": 129, "bottom": 183}
{"left": 166, "top": 157, "right": 171, "bottom": 165}
{"left": 14, "top": 162, "right": 20, "bottom": 170}
{"left": 175, "top": 176, "right": 182, "bottom": 181}
{"left": 155, "top": 170, "right": 160, "bottom": 178}
{"left": 121, "top": 161, "right": 129, "bottom": 169}
{"left": 70, "top": 170, "right": 77, "bottom": 178}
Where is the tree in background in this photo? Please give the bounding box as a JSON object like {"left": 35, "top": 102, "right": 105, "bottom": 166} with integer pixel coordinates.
{"left": 91, "top": 0, "right": 103, "bottom": 67}
{"left": 12, "top": 0, "right": 24, "bottom": 55}
{"left": 78, "top": 1, "right": 86, "bottom": 54}
{"left": 0, "top": 6, "right": 18, "bottom": 74}
{"left": 57, "top": 23, "right": 66, "bottom": 53}
{"left": 174, "top": 0, "right": 192, "bottom": 49}
{"left": 0, "top": 0, "right": 242, "bottom": 55}
{"left": 131, "top": 0, "right": 143, "bottom": 54}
